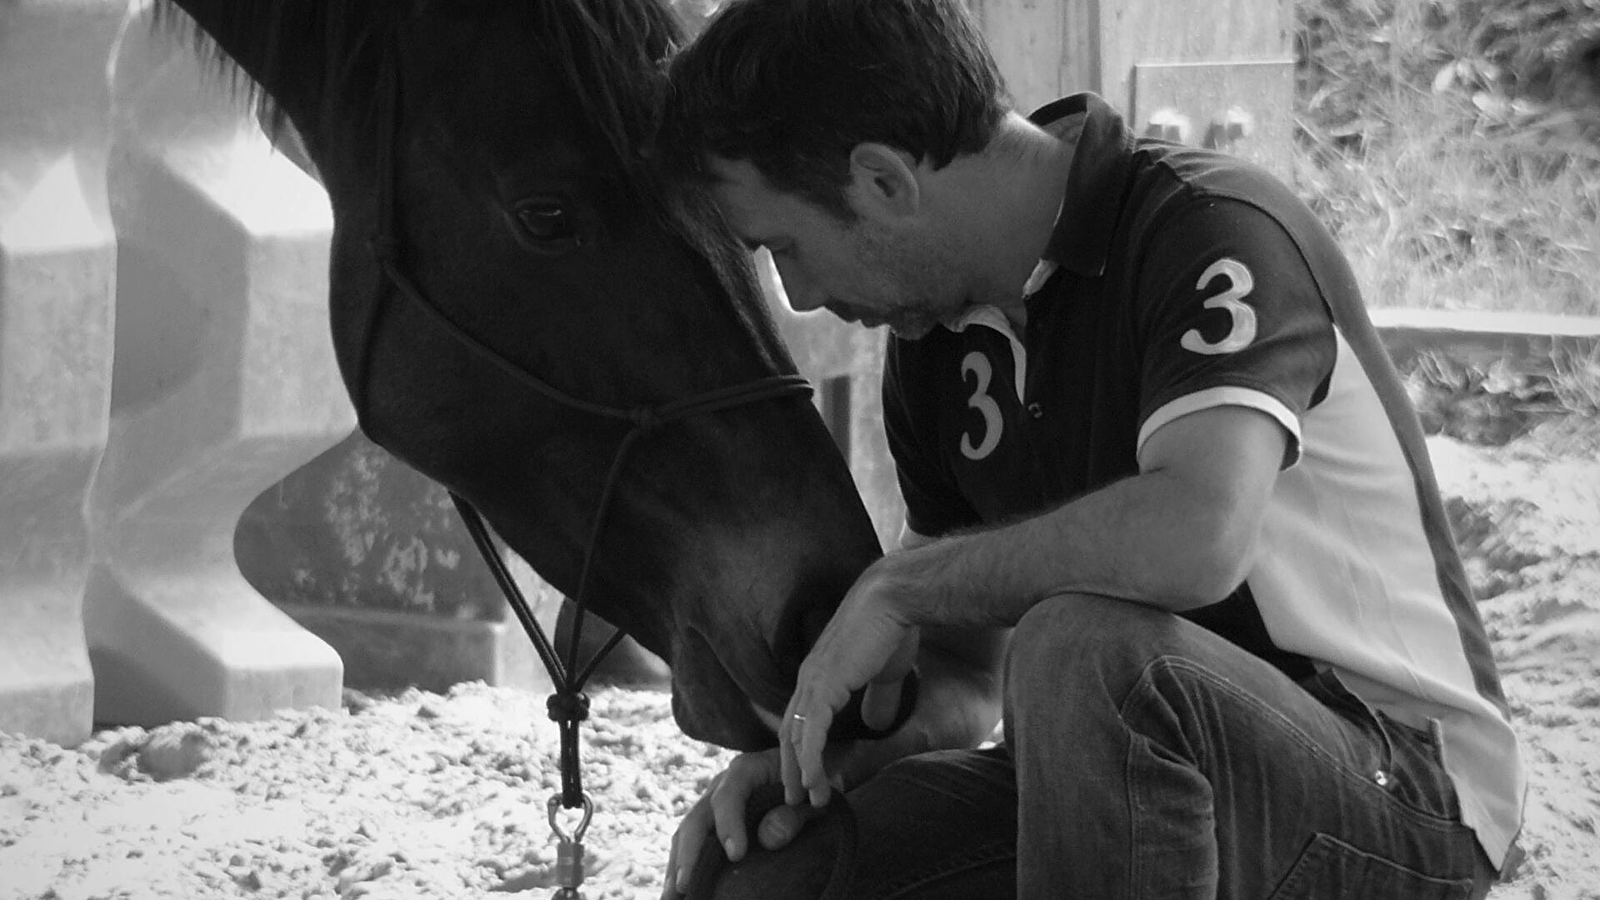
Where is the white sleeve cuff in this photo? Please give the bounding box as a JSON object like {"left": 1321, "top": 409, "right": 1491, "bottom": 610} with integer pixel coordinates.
{"left": 1137, "top": 386, "right": 1303, "bottom": 470}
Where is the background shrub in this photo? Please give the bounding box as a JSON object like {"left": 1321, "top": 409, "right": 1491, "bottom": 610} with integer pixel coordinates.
{"left": 1294, "top": 0, "right": 1600, "bottom": 314}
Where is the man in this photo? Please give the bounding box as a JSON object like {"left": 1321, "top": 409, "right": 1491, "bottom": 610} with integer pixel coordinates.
{"left": 656, "top": 0, "right": 1525, "bottom": 896}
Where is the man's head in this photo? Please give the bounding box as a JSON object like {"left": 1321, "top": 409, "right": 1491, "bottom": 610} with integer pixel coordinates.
{"left": 662, "top": 0, "right": 1009, "bottom": 219}
{"left": 660, "top": 0, "right": 1011, "bottom": 337}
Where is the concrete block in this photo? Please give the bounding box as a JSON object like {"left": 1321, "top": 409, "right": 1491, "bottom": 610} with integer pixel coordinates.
{"left": 236, "top": 430, "right": 666, "bottom": 694}
{"left": 1371, "top": 308, "right": 1600, "bottom": 374}
{"left": 278, "top": 603, "right": 550, "bottom": 694}
{"left": 0, "top": 0, "right": 128, "bottom": 746}
{"left": 82, "top": 10, "right": 354, "bottom": 727}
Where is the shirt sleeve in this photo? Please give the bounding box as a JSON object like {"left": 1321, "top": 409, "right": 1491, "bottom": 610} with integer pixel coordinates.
{"left": 1131, "top": 196, "right": 1337, "bottom": 469}
{"left": 882, "top": 336, "right": 981, "bottom": 538}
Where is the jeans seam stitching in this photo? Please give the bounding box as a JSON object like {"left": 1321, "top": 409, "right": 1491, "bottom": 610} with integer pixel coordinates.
{"left": 1119, "top": 656, "right": 1466, "bottom": 831}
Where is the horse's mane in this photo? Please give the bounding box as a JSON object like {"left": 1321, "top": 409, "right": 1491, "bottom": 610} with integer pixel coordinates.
{"left": 150, "top": 0, "right": 377, "bottom": 141}
{"left": 152, "top": 0, "right": 680, "bottom": 174}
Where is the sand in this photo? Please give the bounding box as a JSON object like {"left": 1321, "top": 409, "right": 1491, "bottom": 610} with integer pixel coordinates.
{"left": 2, "top": 428, "right": 1597, "bottom": 900}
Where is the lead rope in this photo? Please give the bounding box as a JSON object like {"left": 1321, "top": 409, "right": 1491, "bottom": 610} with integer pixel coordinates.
{"left": 444, "top": 369, "right": 813, "bottom": 814}
{"left": 361, "top": 38, "right": 814, "bottom": 900}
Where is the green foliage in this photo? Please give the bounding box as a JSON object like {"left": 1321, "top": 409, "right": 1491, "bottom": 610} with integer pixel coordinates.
{"left": 1294, "top": 0, "right": 1600, "bottom": 314}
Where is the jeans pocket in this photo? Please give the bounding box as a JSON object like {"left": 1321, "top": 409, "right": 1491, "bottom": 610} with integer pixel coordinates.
{"left": 1376, "top": 708, "right": 1442, "bottom": 757}
{"left": 1301, "top": 671, "right": 1462, "bottom": 822}
{"left": 1268, "top": 833, "right": 1475, "bottom": 900}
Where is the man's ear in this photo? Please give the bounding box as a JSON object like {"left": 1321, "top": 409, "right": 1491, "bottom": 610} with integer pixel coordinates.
{"left": 846, "top": 143, "right": 922, "bottom": 218}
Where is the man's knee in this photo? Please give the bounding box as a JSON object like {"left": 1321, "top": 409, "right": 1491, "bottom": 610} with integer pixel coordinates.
{"left": 1004, "top": 592, "right": 1221, "bottom": 732}
{"left": 1005, "top": 594, "right": 1150, "bottom": 719}
{"left": 1008, "top": 593, "right": 1176, "bottom": 675}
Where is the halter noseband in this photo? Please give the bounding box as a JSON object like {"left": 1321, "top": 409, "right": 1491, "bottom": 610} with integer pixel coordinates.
{"left": 354, "top": 41, "right": 814, "bottom": 815}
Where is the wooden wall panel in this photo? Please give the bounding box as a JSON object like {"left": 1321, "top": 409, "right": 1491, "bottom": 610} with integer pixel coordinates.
{"left": 966, "top": 0, "right": 1293, "bottom": 116}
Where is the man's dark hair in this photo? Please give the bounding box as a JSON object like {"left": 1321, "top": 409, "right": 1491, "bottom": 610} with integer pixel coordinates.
{"left": 660, "top": 0, "right": 1010, "bottom": 220}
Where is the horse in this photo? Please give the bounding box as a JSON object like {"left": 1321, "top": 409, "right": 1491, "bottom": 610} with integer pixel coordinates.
{"left": 153, "top": 0, "right": 886, "bottom": 753}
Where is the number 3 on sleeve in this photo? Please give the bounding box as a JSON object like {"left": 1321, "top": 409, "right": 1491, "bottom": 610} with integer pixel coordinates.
{"left": 1180, "top": 258, "right": 1257, "bottom": 356}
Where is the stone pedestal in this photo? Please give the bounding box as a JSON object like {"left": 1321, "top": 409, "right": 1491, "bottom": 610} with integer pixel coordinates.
{"left": 81, "top": 7, "right": 352, "bottom": 726}
{"left": 0, "top": 0, "right": 127, "bottom": 746}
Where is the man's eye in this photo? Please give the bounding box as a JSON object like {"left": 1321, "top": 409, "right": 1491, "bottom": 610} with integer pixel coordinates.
{"left": 515, "top": 201, "right": 579, "bottom": 245}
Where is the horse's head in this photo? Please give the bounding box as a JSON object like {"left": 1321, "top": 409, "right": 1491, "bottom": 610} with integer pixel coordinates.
{"left": 161, "top": 0, "right": 885, "bottom": 749}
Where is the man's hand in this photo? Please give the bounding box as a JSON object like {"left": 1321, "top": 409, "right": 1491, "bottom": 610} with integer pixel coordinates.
{"left": 661, "top": 561, "right": 1004, "bottom": 899}
{"left": 660, "top": 696, "right": 978, "bottom": 898}
{"left": 661, "top": 749, "right": 819, "bottom": 898}
{"left": 781, "top": 558, "right": 921, "bottom": 809}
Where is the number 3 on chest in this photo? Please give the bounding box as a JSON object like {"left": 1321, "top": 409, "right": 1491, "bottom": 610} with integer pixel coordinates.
{"left": 960, "top": 351, "right": 1003, "bottom": 461}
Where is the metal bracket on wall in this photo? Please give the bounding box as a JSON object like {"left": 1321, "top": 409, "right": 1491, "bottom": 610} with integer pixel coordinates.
{"left": 1131, "top": 59, "right": 1296, "bottom": 181}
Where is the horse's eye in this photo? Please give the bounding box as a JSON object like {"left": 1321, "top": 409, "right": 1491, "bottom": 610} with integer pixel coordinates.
{"left": 515, "top": 201, "right": 579, "bottom": 246}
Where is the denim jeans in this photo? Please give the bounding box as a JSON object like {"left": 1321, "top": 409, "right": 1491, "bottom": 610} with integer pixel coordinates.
{"left": 698, "top": 592, "right": 1497, "bottom": 900}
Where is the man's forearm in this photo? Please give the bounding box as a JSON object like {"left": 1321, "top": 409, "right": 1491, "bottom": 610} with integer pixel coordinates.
{"left": 889, "top": 406, "right": 1288, "bottom": 628}
{"left": 894, "top": 467, "right": 1261, "bottom": 628}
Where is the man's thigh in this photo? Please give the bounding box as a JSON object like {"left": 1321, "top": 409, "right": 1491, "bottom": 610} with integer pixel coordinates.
{"left": 697, "top": 594, "right": 1491, "bottom": 900}
{"left": 1005, "top": 593, "right": 1488, "bottom": 899}
{"left": 846, "top": 747, "right": 1018, "bottom": 900}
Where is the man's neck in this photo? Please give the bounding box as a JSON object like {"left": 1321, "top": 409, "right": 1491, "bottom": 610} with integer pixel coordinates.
{"left": 942, "top": 112, "right": 1077, "bottom": 331}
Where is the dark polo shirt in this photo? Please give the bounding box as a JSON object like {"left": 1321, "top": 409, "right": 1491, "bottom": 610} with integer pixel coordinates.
{"left": 886, "top": 92, "right": 1333, "bottom": 546}
{"left": 878, "top": 94, "right": 1522, "bottom": 866}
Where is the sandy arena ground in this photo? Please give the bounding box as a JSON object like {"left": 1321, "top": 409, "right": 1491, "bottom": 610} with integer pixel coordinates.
{"left": 3, "top": 427, "right": 1598, "bottom": 900}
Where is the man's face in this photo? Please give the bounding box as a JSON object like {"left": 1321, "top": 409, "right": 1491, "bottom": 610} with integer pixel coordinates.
{"left": 706, "top": 157, "right": 963, "bottom": 339}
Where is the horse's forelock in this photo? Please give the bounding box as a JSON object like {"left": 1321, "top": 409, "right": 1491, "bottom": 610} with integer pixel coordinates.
{"left": 527, "top": 0, "right": 685, "bottom": 197}
{"left": 525, "top": 0, "right": 786, "bottom": 365}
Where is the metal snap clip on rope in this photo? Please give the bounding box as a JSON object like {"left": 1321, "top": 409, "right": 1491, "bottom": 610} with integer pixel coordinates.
{"left": 549, "top": 793, "right": 594, "bottom": 899}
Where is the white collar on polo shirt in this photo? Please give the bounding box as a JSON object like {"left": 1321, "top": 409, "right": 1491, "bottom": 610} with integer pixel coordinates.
{"left": 937, "top": 257, "right": 1059, "bottom": 405}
